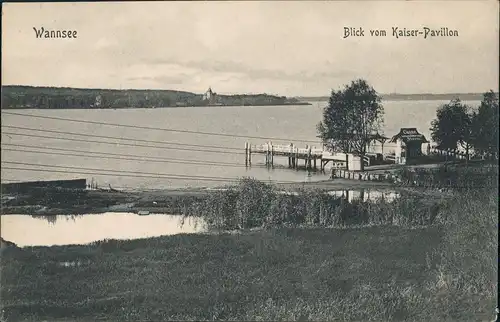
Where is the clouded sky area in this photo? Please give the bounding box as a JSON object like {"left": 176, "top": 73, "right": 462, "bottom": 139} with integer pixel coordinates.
{"left": 2, "top": 1, "right": 499, "bottom": 96}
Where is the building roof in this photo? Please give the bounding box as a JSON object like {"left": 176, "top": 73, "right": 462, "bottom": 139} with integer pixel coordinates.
{"left": 367, "top": 132, "right": 389, "bottom": 143}
{"left": 389, "top": 128, "right": 429, "bottom": 143}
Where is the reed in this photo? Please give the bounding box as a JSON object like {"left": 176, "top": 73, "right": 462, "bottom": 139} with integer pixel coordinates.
{"left": 185, "top": 178, "right": 446, "bottom": 230}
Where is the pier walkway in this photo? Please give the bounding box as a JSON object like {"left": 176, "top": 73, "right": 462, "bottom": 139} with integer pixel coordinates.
{"left": 244, "top": 142, "right": 370, "bottom": 170}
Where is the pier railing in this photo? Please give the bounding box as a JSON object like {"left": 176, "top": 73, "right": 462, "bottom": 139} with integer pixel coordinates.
{"left": 249, "top": 144, "right": 325, "bottom": 155}
{"left": 245, "top": 142, "right": 376, "bottom": 170}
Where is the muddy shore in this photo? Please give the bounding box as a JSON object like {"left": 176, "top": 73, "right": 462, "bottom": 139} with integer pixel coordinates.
{"left": 1, "top": 179, "right": 451, "bottom": 216}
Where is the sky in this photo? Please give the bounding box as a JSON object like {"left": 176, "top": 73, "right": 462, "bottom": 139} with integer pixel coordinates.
{"left": 2, "top": 1, "right": 499, "bottom": 96}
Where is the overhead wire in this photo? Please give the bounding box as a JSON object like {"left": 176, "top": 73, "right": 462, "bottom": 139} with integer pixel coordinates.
{"left": 2, "top": 143, "right": 248, "bottom": 168}
{"left": 2, "top": 167, "right": 248, "bottom": 183}
{"left": 2, "top": 161, "right": 251, "bottom": 180}
{"left": 1, "top": 166, "right": 307, "bottom": 185}
{"left": 2, "top": 131, "right": 247, "bottom": 155}
{"left": 2, "top": 125, "right": 242, "bottom": 151}
{"left": 1, "top": 161, "right": 313, "bottom": 184}
{"left": 1, "top": 111, "right": 321, "bottom": 144}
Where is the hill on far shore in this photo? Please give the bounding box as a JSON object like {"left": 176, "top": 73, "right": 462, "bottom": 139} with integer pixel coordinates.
{"left": 1, "top": 85, "right": 309, "bottom": 109}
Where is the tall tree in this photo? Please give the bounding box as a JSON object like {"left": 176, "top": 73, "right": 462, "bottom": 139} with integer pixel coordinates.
{"left": 471, "top": 91, "right": 499, "bottom": 159}
{"left": 430, "top": 99, "right": 473, "bottom": 159}
{"left": 459, "top": 108, "right": 474, "bottom": 163}
{"left": 317, "top": 79, "right": 384, "bottom": 170}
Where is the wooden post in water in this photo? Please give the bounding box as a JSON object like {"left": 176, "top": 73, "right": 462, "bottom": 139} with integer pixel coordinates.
{"left": 312, "top": 146, "right": 317, "bottom": 170}
{"left": 304, "top": 145, "right": 308, "bottom": 169}
{"left": 307, "top": 145, "right": 312, "bottom": 170}
{"left": 265, "top": 143, "right": 269, "bottom": 166}
{"left": 248, "top": 145, "right": 252, "bottom": 166}
{"left": 270, "top": 142, "right": 274, "bottom": 167}
{"left": 265, "top": 142, "right": 271, "bottom": 167}
{"left": 295, "top": 147, "right": 299, "bottom": 170}
{"left": 245, "top": 142, "right": 249, "bottom": 167}
{"left": 293, "top": 147, "right": 297, "bottom": 169}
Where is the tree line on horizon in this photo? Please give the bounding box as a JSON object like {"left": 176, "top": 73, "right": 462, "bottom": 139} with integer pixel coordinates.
{"left": 317, "top": 79, "right": 499, "bottom": 169}
{"left": 302, "top": 92, "right": 494, "bottom": 102}
{"left": 0, "top": 86, "right": 302, "bottom": 109}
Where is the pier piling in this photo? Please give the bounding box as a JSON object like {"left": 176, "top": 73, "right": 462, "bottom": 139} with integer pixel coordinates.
{"left": 249, "top": 145, "right": 252, "bottom": 166}
{"left": 245, "top": 141, "right": 365, "bottom": 172}
{"left": 270, "top": 142, "right": 274, "bottom": 167}
{"left": 245, "top": 142, "right": 249, "bottom": 167}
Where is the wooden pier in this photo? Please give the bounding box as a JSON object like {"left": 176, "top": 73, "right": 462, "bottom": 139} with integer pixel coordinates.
{"left": 244, "top": 142, "right": 351, "bottom": 171}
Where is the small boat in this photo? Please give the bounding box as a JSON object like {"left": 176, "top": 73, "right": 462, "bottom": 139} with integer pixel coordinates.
{"left": 137, "top": 210, "right": 150, "bottom": 216}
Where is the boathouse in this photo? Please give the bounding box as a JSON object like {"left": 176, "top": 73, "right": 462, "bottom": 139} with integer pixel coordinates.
{"left": 389, "top": 128, "right": 429, "bottom": 164}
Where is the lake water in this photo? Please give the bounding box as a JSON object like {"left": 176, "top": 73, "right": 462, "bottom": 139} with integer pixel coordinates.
{"left": 0, "top": 213, "right": 203, "bottom": 247}
{"left": 1, "top": 100, "right": 480, "bottom": 189}
{"left": 1, "top": 188, "right": 398, "bottom": 247}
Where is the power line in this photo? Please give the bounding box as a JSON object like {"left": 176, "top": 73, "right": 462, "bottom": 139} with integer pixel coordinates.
{"left": 2, "top": 143, "right": 246, "bottom": 166}
{"left": 2, "top": 146, "right": 250, "bottom": 168}
{"left": 2, "top": 161, "right": 312, "bottom": 184}
{"left": 2, "top": 166, "right": 247, "bottom": 183}
{"left": 0, "top": 178, "right": 227, "bottom": 192}
{"left": 2, "top": 132, "right": 246, "bottom": 155}
{"left": 1, "top": 161, "right": 250, "bottom": 181}
{"left": 1, "top": 111, "right": 321, "bottom": 144}
{"left": 2, "top": 166, "right": 303, "bottom": 185}
{"left": 2, "top": 125, "right": 242, "bottom": 151}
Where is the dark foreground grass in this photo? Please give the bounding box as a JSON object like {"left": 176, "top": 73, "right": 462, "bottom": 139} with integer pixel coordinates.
{"left": 2, "top": 227, "right": 442, "bottom": 321}
{"left": 1, "top": 188, "right": 497, "bottom": 321}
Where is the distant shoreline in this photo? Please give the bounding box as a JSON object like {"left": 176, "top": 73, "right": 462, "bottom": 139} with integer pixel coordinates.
{"left": 1, "top": 85, "right": 311, "bottom": 109}
{"left": 1, "top": 102, "right": 313, "bottom": 110}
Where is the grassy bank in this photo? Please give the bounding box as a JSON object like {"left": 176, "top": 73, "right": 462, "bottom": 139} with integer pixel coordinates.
{"left": 1, "top": 187, "right": 497, "bottom": 321}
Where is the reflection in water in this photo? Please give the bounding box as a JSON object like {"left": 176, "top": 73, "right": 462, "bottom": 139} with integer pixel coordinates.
{"left": 1, "top": 213, "right": 204, "bottom": 247}
{"left": 327, "top": 190, "right": 400, "bottom": 203}
{"left": 275, "top": 189, "right": 400, "bottom": 202}
{"left": 31, "top": 214, "right": 84, "bottom": 225}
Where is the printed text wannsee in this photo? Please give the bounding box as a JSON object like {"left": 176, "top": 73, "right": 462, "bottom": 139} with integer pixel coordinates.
{"left": 343, "top": 27, "right": 459, "bottom": 39}
{"left": 33, "top": 27, "right": 78, "bottom": 39}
